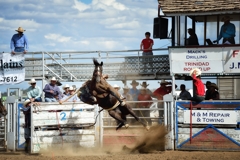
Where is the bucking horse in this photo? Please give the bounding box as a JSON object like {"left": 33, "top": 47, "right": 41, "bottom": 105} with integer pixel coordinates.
{"left": 61, "top": 58, "right": 149, "bottom": 130}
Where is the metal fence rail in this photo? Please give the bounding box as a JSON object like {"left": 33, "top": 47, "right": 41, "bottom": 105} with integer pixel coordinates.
{"left": 101, "top": 98, "right": 175, "bottom": 150}
{"left": 24, "top": 49, "right": 170, "bottom": 81}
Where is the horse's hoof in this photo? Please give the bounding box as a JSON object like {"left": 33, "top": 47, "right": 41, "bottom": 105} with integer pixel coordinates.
{"left": 116, "top": 123, "right": 124, "bottom": 130}
{"left": 125, "top": 124, "right": 129, "bottom": 129}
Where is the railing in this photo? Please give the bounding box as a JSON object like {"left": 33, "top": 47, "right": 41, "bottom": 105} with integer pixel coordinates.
{"left": 101, "top": 97, "right": 175, "bottom": 150}
{"left": 24, "top": 48, "right": 169, "bottom": 81}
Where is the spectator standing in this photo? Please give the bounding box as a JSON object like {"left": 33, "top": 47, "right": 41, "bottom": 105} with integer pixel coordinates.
{"left": 62, "top": 84, "right": 70, "bottom": 95}
{"left": 205, "top": 83, "right": 220, "bottom": 100}
{"left": 122, "top": 85, "right": 133, "bottom": 101}
{"left": 60, "top": 86, "right": 80, "bottom": 103}
{"left": 186, "top": 28, "right": 199, "bottom": 46}
{"left": 26, "top": 78, "right": 42, "bottom": 103}
{"left": 22, "top": 99, "right": 31, "bottom": 153}
{"left": 129, "top": 80, "right": 140, "bottom": 108}
{"left": 153, "top": 80, "right": 172, "bottom": 120}
{"left": 43, "top": 77, "right": 61, "bottom": 102}
{"left": 140, "top": 32, "right": 154, "bottom": 72}
{"left": 140, "top": 81, "right": 153, "bottom": 96}
{"left": 10, "top": 27, "right": 28, "bottom": 54}
{"left": 137, "top": 87, "right": 153, "bottom": 126}
{"left": 205, "top": 81, "right": 212, "bottom": 100}
{"left": 140, "top": 32, "right": 154, "bottom": 56}
{"left": 153, "top": 80, "right": 172, "bottom": 100}
{"left": 113, "top": 84, "right": 120, "bottom": 92}
{"left": 178, "top": 84, "right": 191, "bottom": 100}
{"left": 213, "top": 15, "right": 236, "bottom": 44}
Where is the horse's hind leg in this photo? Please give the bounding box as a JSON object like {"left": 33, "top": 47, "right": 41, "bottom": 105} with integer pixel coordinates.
{"left": 124, "top": 104, "right": 148, "bottom": 129}
{"left": 108, "top": 110, "right": 126, "bottom": 130}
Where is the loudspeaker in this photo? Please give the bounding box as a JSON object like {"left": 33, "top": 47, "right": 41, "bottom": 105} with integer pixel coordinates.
{"left": 153, "top": 17, "right": 168, "bottom": 39}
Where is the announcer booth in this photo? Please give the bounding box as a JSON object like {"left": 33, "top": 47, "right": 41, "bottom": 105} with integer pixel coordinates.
{"left": 156, "top": 0, "right": 240, "bottom": 151}
{"left": 169, "top": 46, "right": 240, "bottom": 151}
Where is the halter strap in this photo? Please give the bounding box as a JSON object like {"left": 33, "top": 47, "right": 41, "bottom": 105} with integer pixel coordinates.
{"left": 105, "top": 101, "right": 120, "bottom": 111}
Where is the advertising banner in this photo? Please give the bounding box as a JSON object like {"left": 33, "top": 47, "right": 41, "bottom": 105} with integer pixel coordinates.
{"left": 169, "top": 46, "right": 240, "bottom": 74}
{"left": 0, "top": 53, "right": 25, "bottom": 84}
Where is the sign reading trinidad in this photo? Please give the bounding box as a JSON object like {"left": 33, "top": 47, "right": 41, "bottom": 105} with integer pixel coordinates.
{"left": 169, "top": 46, "right": 240, "bottom": 74}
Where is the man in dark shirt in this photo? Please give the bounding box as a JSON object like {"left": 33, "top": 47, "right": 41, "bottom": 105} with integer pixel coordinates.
{"left": 43, "top": 77, "right": 61, "bottom": 102}
{"left": 186, "top": 28, "right": 199, "bottom": 46}
{"left": 23, "top": 99, "right": 31, "bottom": 153}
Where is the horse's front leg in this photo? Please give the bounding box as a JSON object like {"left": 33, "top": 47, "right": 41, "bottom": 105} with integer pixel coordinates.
{"left": 108, "top": 90, "right": 125, "bottom": 106}
{"left": 108, "top": 110, "right": 128, "bottom": 130}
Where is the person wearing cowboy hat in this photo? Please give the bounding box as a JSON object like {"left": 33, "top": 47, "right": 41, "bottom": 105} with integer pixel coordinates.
{"left": 10, "top": 27, "right": 29, "bottom": 54}
{"left": 26, "top": 78, "right": 42, "bottom": 103}
{"left": 213, "top": 15, "right": 236, "bottom": 44}
{"left": 205, "top": 83, "right": 220, "bottom": 100}
{"left": 60, "top": 86, "right": 80, "bottom": 103}
{"left": 62, "top": 84, "right": 70, "bottom": 95}
{"left": 113, "top": 84, "right": 120, "bottom": 91}
{"left": 153, "top": 79, "right": 172, "bottom": 100}
{"left": 43, "top": 77, "right": 62, "bottom": 102}
{"left": 129, "top": 80, "right": 140, "bottom": 103}
{"left": 122, "top": 85, "right": 133, "bottom": 101}
{"left": 153, "top": 79, "right": 173, "bottom": 120}
{"left": 140, "top": 81, "right": 153, "bottom": 96}
{"left": 189, "top": 68, "right": 205, "bottom": 103}
{"left": 22, "top": 99, "right": 32, "bottom": 153}
{"left": 137, "top": 87, "right": 153, "bottom": 125}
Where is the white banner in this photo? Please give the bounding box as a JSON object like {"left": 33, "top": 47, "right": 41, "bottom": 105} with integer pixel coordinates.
{"left": 0, "top": 53, "right": 25, "bottom": 84}
{"left": 183, "top": 110, "right": 237, "bottom": 124}
{"left": 223, "top": 47, "right": 240, "bottom": 73}
{"left": 169, "top": 46, "right": 240, "bottom": 74}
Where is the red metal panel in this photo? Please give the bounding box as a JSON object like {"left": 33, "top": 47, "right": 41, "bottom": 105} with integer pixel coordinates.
{"left": 182, "top": 128, "right": 240, "bottom": 150}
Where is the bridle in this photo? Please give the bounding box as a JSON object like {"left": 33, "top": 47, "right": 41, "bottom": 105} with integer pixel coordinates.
{"left": 93, "top": 66, "right": 102, "bottom": 82}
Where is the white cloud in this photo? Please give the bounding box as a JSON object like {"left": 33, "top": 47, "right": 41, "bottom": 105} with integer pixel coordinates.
{"left": 73, "top": 0, "right": 90, "bottom": 12}
{"left": 44, "top": 34, "right": 71, "bottom": 42}
{"left": 106, "top": 20, "right": 140, "bottom": 29}
{"left": 0, "top": 0, "right": 160, "bottom": 52}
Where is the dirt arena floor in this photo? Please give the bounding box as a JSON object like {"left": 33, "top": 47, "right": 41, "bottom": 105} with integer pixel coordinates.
{"left": 0, "top": 151, "right": 240, "bottom": 160}
{"left": 1, "top": 125, "right": 239, "bottom": 160}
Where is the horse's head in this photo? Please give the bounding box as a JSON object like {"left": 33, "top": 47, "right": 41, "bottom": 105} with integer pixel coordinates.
{"left": 93, "top": 58, "right": 103, "bottom": 82}
{"left": 0, "top": 98, "right": 7, "bottom": 117}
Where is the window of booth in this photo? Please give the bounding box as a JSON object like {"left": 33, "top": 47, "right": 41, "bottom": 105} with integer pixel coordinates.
{"left": 218, "top": 14, "right": 240, "bottom": 44}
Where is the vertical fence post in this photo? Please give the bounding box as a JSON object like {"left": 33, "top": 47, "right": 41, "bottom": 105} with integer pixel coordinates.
{"left": 99, "top": 106, "right": 103, "bottom": 147}
{"left": 6, "top": 96, "right": 16, "bottom": 151}
{"left": 42, "top": 51, "right": 45, "bottom": 101}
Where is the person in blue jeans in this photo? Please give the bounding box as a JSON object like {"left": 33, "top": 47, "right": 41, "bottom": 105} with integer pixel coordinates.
{"left": 10, "top": 27, "right": 29, "bottom": 54}
{"left": 43, "top": 77, "right": 61, "bottom": 102}
{"left": 26, "top": 78, "right": 42, "bottom": 103}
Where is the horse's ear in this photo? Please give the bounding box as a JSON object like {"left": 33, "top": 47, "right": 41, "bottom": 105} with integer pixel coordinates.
{"left": 93, "top": 58, "right": 99, "bottom": 66}
{"left": 100, "top": 62, "right": 103, "bottom": 66}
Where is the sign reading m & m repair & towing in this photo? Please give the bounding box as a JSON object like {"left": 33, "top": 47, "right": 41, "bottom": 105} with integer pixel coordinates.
{"left": 169, "top": 47, "right": 223, "bottom": 74}
{"left": 183, "top": 110, "right": 237, "bottom": 124}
